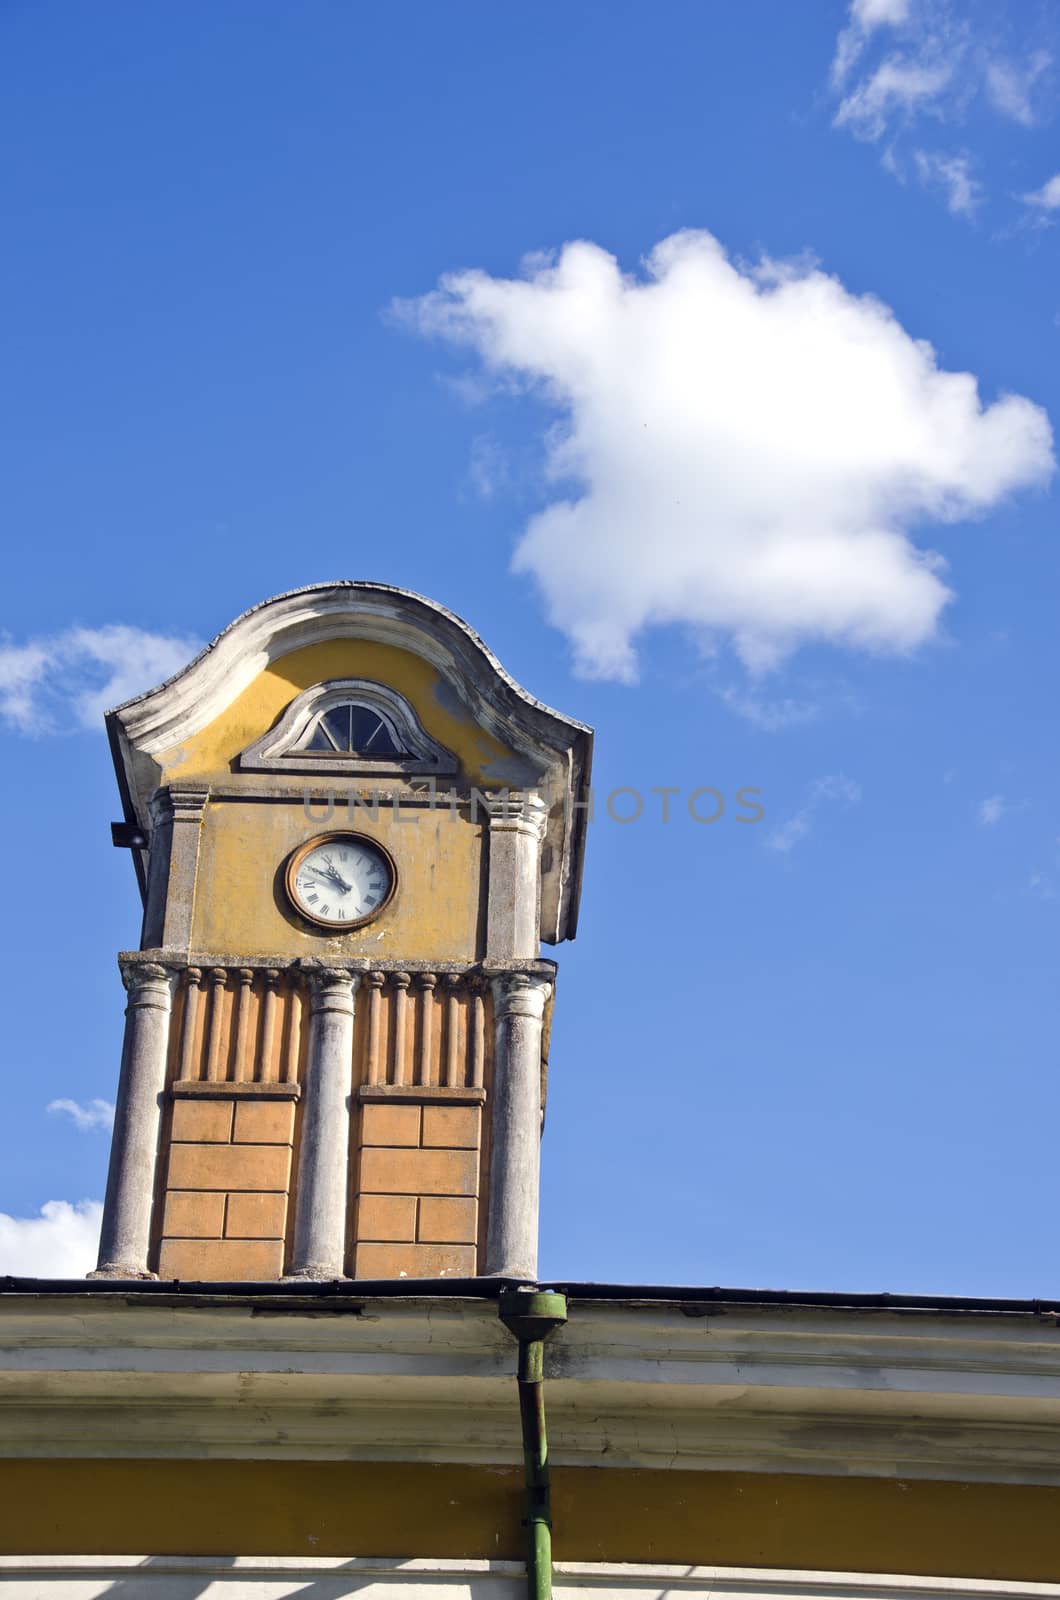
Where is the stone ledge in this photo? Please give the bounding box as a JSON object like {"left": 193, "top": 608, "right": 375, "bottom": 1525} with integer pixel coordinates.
{"left": 358, "top": 1085, "right": 486, "bottom": 1105}
{"left": 171, "top": 1080, "right": 300, "bottom": 1100}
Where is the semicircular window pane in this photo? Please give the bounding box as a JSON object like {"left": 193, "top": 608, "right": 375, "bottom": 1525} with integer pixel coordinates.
{"left": 301, "top": 701, "right": 405, "bottom": 756}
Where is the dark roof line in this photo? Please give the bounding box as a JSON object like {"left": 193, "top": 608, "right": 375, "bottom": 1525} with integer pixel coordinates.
{"left": 2, "top": 1276, "right": 1059, "bottom": 1319}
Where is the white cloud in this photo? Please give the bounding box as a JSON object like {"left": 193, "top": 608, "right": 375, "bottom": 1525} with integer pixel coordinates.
{"left": 832, "top": 0, "right": 913, "bottom": 88}
{"left": 0, "top": 1200, "right": 102, "bottom": 1278}
{"left": 829, "top": 4, "right": 1056, "bottom": 215}
{"left": 766, "top": 774, "right": 862, "bottom": 854}
{"left": 979, "top": 794, "right": 1006, "bottom": 825}
{"left": 913, "top": 150, "right": 983, "bottom": 216}
{"left": 716, "top": 685, "right": 822, "bottom": 732}
{"left": 1021, "top": 174, "right": 1060, "bottom": 212}
{"left": 400, "top": 231, "right": 1054, "bottom": 681}
{"left": 0, "top": 625, "right": 201, "bottom": 735}
{"left": 835, "top": 56, "right": 953, "bottom": 141}
{"left": 47, "top": 1098, "right": 114, "bottom": 1132}
{"left": 467, "top": 433, "right": 510, "bottom": 500}
{"left": 855, "top": 0, "right": 912, "bottom": 25}
{"left": 985, "top": 51, "right": 1051, "bottom": 126}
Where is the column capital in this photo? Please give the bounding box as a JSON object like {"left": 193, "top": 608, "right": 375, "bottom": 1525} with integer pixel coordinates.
{"left": 147, "top": 784, "right": 209, "bottom": 827}
{"left": 301, "top": 964, "right": 359, "bottom": 1015}
{"left": 119, "top": 960, "right": 176, "bottom": 1007}
{"left": 490, "top": 969, "right": 552, "bottom": 1021}
{"left": 482, "top": 790, "right": 549, "bottom": 839}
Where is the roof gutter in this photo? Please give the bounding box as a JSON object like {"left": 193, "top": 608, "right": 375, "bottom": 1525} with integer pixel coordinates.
{"left": 4, "top": 1276, "right": 1060, "bottom": 1320}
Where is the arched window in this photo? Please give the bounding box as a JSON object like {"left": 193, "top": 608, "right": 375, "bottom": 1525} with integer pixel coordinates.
{"left": 238, "top": 678, "right": 458, "bottom": 776}
{"left": 301, "top": 701, "right": 405, "bottom": 757}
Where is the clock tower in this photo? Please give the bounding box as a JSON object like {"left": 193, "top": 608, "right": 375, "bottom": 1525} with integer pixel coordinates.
{"left": 93, "top": 583, "right": 592, "bottom": 1282}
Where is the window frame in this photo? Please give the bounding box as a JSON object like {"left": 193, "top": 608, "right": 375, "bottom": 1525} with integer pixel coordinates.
{"left": 238, "top": 678, "right": 459, "bottom": 777}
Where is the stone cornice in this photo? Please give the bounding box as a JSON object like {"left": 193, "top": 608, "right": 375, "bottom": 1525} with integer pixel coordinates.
{"left": 118, "top": 949, "right": 559, "bottom": 979}
{"left": 4, "top": 1296, "right": 1060, "bottom": 1484}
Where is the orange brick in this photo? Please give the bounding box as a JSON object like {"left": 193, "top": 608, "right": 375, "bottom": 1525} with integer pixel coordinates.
{"left": 353, "top": 1242, "right": 476, "bottom": 1279}
{"left": 360, "top": 1103, "right": 421, "bottom": 1147}
{"left": 225, "top": 1191, "right": 287, "bottom": 1239}
{"left": 167, "top": 1142, "right": 291, "bottom": 1193}
{"left": 162, "top": 1190, "right": 225, "bottom": 1238}
{"left": 356, "top": 1194, "right": 417, "bottom": 1242}
{"left": 170, "top": 1100, "right": 232, "bottom": 1143}
{"left": 422, "top": 1106, "right": 480, "bottom": 1149}
{"left": 157, "top": 1237, "right": 284, "bottom": 1281}
{"left": 359, "top": 1146, "right": 477, "bottom": 1197}
{"left": 233, "top": 1099, "right": 295, "bottom": 1145}
{"left": 418, "top": 1196, "right": 477, "bottom": 1244}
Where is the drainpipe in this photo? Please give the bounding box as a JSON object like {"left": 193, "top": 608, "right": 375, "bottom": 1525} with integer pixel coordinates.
{"left": 498, "top": 1288, "right": 569, "bottom": 1600}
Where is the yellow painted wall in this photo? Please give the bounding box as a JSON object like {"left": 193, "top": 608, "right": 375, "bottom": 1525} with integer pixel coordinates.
{"left": 192, "top": 798, "right": 486, "bottom": 960}
{"left": 4, "top": 1462, "right": 1060, "bottom": 1580}
{"left": 160, "top": 639, "right": 520, "bottom": 790}
{"left": 154, "top": 638, "right": 517, "bottom": 961}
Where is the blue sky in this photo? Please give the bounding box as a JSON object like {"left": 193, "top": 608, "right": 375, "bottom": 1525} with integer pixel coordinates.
{"left": 1, "top": 0, "right": 1059, "bottom": 1292}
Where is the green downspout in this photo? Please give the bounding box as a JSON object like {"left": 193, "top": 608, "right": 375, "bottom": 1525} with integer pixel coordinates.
{"left": 498, "top": 1289, "right": 569, "bottom": 1600}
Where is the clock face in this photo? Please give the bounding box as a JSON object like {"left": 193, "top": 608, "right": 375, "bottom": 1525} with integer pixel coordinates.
{"left": 286, "top": 833, "right": 396, "bottom": 929}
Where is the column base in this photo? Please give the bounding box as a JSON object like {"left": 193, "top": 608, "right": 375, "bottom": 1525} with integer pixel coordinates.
{"left": 282, "top": 1268, "right": 347, "bottom": 1283}
{"left": 87, "top": 1267, "right": 159, "bottom": 1281}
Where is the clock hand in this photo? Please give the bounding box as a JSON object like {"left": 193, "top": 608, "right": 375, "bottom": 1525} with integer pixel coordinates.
{"left": 316, "top": 865, "right": 353, "bottom": 893}
{"left": 318, "top": 853, "right": 353, "bottom": 893}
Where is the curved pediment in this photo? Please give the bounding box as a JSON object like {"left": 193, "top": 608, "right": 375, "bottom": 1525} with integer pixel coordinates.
{"left": 107, "top": 582, "right": 593, "bottom": 943}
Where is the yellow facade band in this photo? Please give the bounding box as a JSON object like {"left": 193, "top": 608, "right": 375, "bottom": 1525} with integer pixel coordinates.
{"left": 3, "top": 1462, "right": 1060, "bottom": 1581}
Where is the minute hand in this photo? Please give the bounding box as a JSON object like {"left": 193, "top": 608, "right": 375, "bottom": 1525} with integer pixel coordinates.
{"left": 308, "top": 866, "right": 352, "bottom": 892}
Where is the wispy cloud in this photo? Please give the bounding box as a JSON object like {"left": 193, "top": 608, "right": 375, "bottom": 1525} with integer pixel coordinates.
{"left": 835, "top": 56, "right": 954, "bottom": 143}
{"left": 467, "top": 433, "right": 510, "bottom": 500}
{"left": 977, "top": 793, "right": 1030, "bottom": 826}
{"left": 984, "top": 50, "right": 1051, "bottom": 126}
{"left": 913, "top": 149, "right": 983, "bottom": 217}
{"left": 828, "top": 2, "right": 1057, "bottom": 216}
{"left": 0, "top": 625, "right": 201, "bottom": 735}
{"left": 832, "top": 0, "right": 914, "bottom": 89}
{"left": 978, "top": 793, "right": 1006, "bottom": 825}
{"left": 0, "top": 1199, "right": 102, "bottom": 1277}
{"left": 47, "top": 1098, "right": 114, "bottom": 1132}
{"left": 400, "top": 232, "right": 1053, "bottom": 682}
{"left": 716, "top": 685, "right": 822, "bottom": 732}
{"left": 766, "top": 774, "right": 862, "bottom": 854}
{"left": 1020, "top": 173, "right": 1060, "bottom": 214}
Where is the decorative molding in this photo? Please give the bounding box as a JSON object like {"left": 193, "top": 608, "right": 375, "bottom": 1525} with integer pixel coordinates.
{"left": 105, "top": 582, "right": 593, "bottom": 944}
{"left": 118, "top": 948, "right": 557, "bottom": 979}
{"left": 171, "top": 1080, "right": 300, "bottom": 1100}
{"left": 358, "top": 1085, "right": 486, "bottom": 1105}
{"left": 491, "top": 970, "right": 552, "bottom": 1021}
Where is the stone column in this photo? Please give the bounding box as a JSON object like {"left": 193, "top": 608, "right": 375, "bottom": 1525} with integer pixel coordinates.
{"left": 288, "top": 967, "right": 358, "bottom": 1279}
{"left": 92, "top": 961, "right": 176, "bottom": 1278}
{"left": 484, "top": 971, "right": 552, "bottom": 1279}
{"left": 485, "top": 793, "right": 548, "bottom": 961}
{"left": 141, "top": 785, "right": 209, "bottom": 951}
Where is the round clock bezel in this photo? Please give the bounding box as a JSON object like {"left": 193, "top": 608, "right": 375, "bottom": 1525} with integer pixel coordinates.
{"left": 285, "top": 831, "right": 398, "bottom": 931}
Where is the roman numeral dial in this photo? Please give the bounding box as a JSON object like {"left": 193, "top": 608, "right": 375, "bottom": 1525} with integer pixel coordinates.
{"left": 285, "top": 833, "right": 397, "bottom": 930}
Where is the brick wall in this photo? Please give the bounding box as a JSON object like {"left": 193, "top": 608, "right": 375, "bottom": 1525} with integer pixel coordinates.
{"left": 152, "top": 962, "right": 499, "bottom": 1280}
{"left": 157, "top": 1093, "right": 294, "bottom": 1279}
{"left": 353, "top": 1098, "right": 481, "bottom": 1277}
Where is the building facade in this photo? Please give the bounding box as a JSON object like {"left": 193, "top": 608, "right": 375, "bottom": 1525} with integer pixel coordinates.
{"left": 2, "top": 585, "right": 1059, "bottom": 1595}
